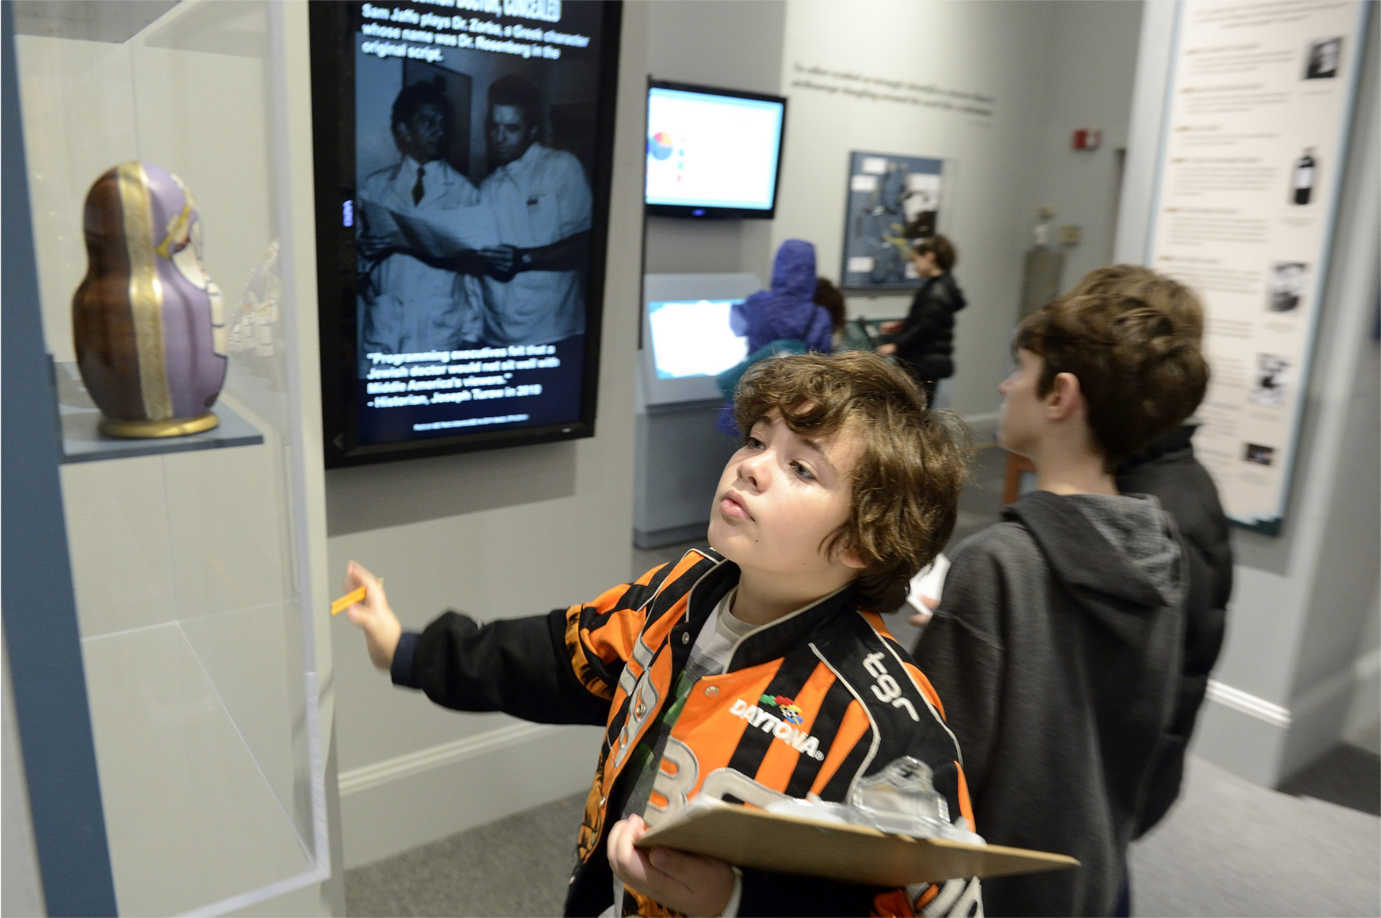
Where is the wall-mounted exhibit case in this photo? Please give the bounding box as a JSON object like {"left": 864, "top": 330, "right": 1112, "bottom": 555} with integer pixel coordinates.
{"left": 11, "top": 1, "right": 330, "bottom": 912}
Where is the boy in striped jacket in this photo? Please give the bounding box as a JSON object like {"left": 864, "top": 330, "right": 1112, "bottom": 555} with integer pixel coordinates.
{"left": 345, "top": 351, "right": 983, "bottom": 916}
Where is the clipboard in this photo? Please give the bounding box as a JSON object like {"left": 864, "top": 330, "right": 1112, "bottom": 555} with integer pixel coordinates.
{"left": 635, "top": 798, "right": 1078, "bottom": 887}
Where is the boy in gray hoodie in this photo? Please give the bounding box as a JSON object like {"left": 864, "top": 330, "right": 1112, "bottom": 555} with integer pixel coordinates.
{"left": 912, "top": 286, "right": 1209, "bottom": 916}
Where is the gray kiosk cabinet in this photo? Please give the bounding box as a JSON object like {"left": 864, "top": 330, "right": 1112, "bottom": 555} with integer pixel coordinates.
{"left": 633, "top": 273, "right": 761, "bottom": 548}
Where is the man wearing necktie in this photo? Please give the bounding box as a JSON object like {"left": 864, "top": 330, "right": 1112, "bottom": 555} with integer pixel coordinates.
{"left": 357, "top": 80, "right": 484, "bottom": 366}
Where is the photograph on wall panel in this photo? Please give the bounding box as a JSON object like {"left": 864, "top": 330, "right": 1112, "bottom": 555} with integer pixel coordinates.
{"left": 309, "top": 1, "right": 622, "bottom": 467}
{"left": 839, "top": 151, "right": 945, "bottom": 291}
{"left": 1144, "top": 0, "right": 1368, "bottom": 534}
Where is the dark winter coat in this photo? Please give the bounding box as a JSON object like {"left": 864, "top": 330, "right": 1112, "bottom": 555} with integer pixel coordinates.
{"left": 717, "top": 239, "right": 833, "bottom": 434}
{"left": 731, "top": 238, "right": 834, "bottom": 356}
{"left": 1117, "top": 423, "right": 1233, "bottom": 835}
{"left": 892, "top": 271, "right": 966, "bottom": 381}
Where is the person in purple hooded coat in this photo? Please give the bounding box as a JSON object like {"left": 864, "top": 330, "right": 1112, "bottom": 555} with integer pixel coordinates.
{"left": 715, "top": 239, "right": 834, "bottom": 434}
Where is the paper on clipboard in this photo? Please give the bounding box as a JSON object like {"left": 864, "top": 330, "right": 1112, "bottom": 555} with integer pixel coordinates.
{"left": 357, "top": 195, "right": 501, "bottom": 260}
{"left": 635, "top": 797, "right": 1077, "bottom": 887}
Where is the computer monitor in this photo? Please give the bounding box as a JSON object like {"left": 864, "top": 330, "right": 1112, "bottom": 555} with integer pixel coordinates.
{"left": 640, "top": 273, "right": 761, "bottom": 405}
{"left": 644, "top": 80, "right": 787, "bottom": 220}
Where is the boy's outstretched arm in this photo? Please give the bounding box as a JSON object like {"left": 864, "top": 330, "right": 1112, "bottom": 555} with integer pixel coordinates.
{"left": 343, "top": 561, "right": 402, "bottom": 671}
{"left": 343, "top": 560, "right": 681, "bottom": 725}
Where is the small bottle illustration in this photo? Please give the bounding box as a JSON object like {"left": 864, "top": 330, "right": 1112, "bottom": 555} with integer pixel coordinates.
{"left": 1291, "top": 148, "right": 1316, "bottom": 205}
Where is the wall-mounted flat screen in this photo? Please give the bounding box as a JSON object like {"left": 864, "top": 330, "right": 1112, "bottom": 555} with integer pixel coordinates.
{"left": 309, "top": 1, "right": 622, "bottom": 467}
{"left": 644, "top": 80, "right": 786, "bottom": 219}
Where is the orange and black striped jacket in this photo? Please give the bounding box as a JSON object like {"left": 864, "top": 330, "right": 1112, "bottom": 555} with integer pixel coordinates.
{"left": 392, "top": 548, "right": 983, "bottom": 916}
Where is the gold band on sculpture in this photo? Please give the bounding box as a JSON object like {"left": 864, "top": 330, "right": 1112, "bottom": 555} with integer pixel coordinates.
{"left": 116, "top": 162, "right": 174, "bottom": 421}
{"left": 99, "top": 413, "right": 219, "bottom": 438}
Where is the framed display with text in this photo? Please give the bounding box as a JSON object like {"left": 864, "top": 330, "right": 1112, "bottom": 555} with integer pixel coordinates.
{"left": 1146, "top": 0, "right": 1369, "bottom": 534}
{"left": 839, "top": 151, "right": 945, "bottom": 291}
{"left": 309, "top": 1, "right": 622, "bottom": 467}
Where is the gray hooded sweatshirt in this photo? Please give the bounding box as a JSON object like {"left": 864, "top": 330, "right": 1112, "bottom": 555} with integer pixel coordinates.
{"left": 912, "top": 490, "right": 1186, "bottom": 916}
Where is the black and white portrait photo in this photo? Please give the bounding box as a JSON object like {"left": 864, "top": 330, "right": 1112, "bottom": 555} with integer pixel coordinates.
{"left": 1249, "top": 354, "right": 1290, "bottom": 408}
{"left": 1304, "top": 37, "right": 1342, "bottom": 79}
{"left": 1267, "top": 261, "right": 1308, "bottom": 313}
{"left": 1243, "top": 443, "right": 1276, "bottom": 466}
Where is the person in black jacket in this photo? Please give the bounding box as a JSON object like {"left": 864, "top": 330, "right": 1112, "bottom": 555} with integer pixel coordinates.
{"left": 1117, "top": 423, "right": 1232, "bottom": 832}
{"left": 1067, "top": 265, "right": 1234, "bottom": 836}
{"left": 877, "top": 234, "right": 966, "bottom": 407}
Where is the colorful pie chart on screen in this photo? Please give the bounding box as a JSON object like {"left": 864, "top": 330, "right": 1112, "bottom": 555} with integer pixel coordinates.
{"left": 647, "top": 131, "right": 675, "bottom": 160}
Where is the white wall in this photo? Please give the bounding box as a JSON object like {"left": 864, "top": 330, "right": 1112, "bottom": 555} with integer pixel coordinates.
{"left": 1121, "top": 4, "right": 1380, "bottom": 786}
{"left": 1026, "top": 1, "right": 1146, "bottom": 286}
{"left": 771, "top": 0, "right": 1143, "bottom": 420}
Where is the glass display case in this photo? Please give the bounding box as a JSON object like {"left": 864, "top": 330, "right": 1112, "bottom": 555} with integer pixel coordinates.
{"left": 11, "top": 1, "right": 331, "bottom": 912}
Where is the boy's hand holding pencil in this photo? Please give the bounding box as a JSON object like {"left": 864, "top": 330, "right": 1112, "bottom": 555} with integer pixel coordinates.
{"left": 337, "top": 561, "right": 402, "bottom": 672}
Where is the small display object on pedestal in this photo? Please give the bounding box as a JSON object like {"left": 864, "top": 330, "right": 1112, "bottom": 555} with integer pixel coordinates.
{"left": 73, "top": 162, "right": 227, "bottom": 438}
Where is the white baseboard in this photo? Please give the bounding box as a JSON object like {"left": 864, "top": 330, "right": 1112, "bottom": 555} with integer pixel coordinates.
{"left": 1196, "top": 652, "right": 1381, "bottom": 786}
{"left": 338, "top": 721, "right": 603, "bottom": 869}
{"left": 1193, "top": 680, "right": 1291, "bottom": 786}
{"left": 1205, "top": 679, "right": 1291, "bottom": 728}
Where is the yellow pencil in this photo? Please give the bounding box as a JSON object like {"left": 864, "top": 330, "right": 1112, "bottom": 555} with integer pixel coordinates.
{"left": 331, "top": 578, "right": 381, "bottom": 616}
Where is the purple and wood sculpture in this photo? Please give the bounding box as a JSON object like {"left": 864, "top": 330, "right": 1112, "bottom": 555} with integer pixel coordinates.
{"left": 73, "top": 162, "right": 228, "bottom": 437}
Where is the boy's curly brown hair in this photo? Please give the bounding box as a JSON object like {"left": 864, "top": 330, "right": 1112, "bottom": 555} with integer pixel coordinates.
{"left": 732, "top": 351, "right": 972, "bottom": 613}
{"left": 1015, "top": 288, "right": 1209, "bottom": 469}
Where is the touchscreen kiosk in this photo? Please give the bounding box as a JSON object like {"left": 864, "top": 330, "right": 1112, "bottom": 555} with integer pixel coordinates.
{"left": 647, "top": 298, "right": 747, "bottom": 381}
{"left": 634, "top": 273, "right": 760, "bottom": 549}
{"left": 639, "top": 273, "right": 761, "bottom": 407}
